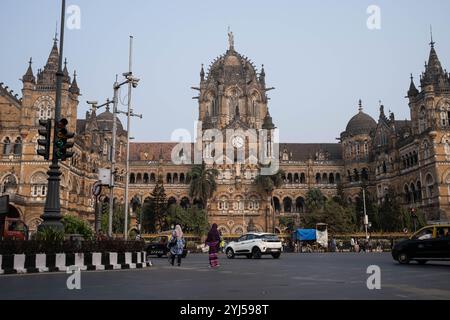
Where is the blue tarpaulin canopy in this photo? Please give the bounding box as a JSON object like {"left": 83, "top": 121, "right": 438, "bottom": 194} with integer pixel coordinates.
{"left": 295, "top": 229, "right": 316, "bottom": 241}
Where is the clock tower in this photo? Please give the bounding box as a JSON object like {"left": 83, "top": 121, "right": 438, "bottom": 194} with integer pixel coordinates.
{"left": 193, "top": 32, "right": 277, "bottom": 233}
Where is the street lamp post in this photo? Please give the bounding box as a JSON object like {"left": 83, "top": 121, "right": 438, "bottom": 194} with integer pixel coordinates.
{"left": 120, "top": 36, "right": 141, "bottom": 240}
{"left": 39, "top": 0, "right": 66, "bottom": 232}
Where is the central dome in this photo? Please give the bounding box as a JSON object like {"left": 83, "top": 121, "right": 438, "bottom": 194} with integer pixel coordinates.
{"left": 97, "top": 108, "right": 125, "bottom": 133}
{"left": 345, "top": 101, "right": 377, "bottom": 135}
{"left": 206, "top": 48, "right": 258, "bottom": 84}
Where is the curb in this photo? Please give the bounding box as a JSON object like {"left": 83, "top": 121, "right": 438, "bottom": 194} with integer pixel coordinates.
{"left": 0, "top": 251, "right": 151, "bottom": 274}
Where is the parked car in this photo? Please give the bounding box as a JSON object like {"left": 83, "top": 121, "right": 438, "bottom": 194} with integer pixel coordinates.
{"left": 392, "top": 224, "right": 450, "bottom": 264}
{"left": 225, "top": 232, "right": 282, "bottom": 259}
{"left": 145, "top": 235, "right": 188, "bottom": 258}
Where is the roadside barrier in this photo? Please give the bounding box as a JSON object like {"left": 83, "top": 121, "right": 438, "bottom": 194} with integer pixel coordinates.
{"left": 0, "top": 251, "right": 151, "bottom": 275}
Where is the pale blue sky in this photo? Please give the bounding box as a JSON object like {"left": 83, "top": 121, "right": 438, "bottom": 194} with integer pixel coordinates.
{"left": 1, "top": 0, "right": 450, "bottom": 142}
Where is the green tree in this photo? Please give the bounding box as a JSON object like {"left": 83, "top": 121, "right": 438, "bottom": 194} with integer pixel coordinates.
{"left": 377, "top": 189, "right": 403, "bottom": 232}
{"left": 166, "top": 204, "right": 209, "bottom": 236}
{"left": 62, "top": 215, "right": 94, "bottom": 240}
{"left": 100, "top": 202, "right": 130, "bottom": 235}
{"left": 254, "top": 169, "right": 285, "bottom": 232}
{"left": 355, "top": 187, "right": 379, "bottom": 231}
{"left": 188, "top": 163, "right": 219, "bottom": 213}
{"left": 146, "top": 175, "right": 168, "bottom": 232}
{"left": 303, "top": 200, "right": 355, "bottom": 234}
{"left": 305, "top": 188, "right": 325, "bottom": 211}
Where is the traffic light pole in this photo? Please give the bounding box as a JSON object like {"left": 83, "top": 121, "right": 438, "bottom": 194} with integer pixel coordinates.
{"left": 39, "top": 0, "right": 66, "bottom": 232}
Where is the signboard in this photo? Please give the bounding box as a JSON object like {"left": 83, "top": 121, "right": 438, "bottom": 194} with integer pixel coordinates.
{"left": 92, "top": 181, "right": 102, "bottom": 197}
{"left": 0, "top": 195, "right": 9, "bottom": 215}
{"left": 98, "top": 168, "right": 111, "bottom": 186}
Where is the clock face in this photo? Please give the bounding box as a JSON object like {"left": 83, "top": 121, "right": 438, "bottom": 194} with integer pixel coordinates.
{"left": 231, "top": 135, "right": 245, "bottom": 149}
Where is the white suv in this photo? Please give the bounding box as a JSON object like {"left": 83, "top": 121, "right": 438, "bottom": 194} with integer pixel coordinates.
{"left": 225, "top": 233, "right": 283, "bottom": 259}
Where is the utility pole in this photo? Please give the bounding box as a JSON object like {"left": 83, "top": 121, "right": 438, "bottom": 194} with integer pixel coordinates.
{"left": 39, "top": 0, "right": 66, "bottom": 232}
{"left": 108, "top": 78, "right": 119, "bottom": 238}
{"left": 122, "top": 36, "right": 142, "bottom": 240}
{"left": 363, "top": 187, "right": 369, "bottom": 240}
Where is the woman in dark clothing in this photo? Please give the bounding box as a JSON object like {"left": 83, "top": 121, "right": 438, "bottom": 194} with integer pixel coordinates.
{"left": 205, "top": 223, "right": 221, "bottom": 268}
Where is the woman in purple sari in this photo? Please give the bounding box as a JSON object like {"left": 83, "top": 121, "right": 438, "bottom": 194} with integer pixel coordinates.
{"left": 205, "top": 223, "right": 221, "bottom": 268}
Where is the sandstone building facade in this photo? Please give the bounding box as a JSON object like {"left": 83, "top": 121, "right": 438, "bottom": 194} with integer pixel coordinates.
{"left": 1, "top": 35, "right": 449, "bottom": 236}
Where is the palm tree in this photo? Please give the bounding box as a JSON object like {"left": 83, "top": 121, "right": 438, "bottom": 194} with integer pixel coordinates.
{"left": 188, "top": 163, "right": 219, "bottom": 214}
{"left": 254, "top": 169, "right": 285, "bottom": 232}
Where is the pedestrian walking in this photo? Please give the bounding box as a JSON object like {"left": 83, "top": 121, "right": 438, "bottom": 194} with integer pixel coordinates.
{"left": 205, "top": 223, "right": 221, "bottom": 268}
{"left": 350, "top": 237, "right": 355, "bottom": 252}
{"left": 331, "top": 238, "right": 337, "bottom": 252}
{"left": 354, "top": 239, "right": 360, "bottom": 253}
{"left": 169, "top": 224, "right": 185, "bottom": 266}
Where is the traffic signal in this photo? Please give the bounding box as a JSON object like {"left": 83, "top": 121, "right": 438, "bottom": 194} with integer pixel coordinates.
{"left": 37, "top": 119, "right": 52, "bottom": 160}
{"left": 55, "top": 118, "right": 75, "bottom": 161}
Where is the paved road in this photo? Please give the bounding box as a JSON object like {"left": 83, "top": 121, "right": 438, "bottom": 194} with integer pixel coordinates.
{"left": 1, "top": 253, "right": 450, "bottom": 300}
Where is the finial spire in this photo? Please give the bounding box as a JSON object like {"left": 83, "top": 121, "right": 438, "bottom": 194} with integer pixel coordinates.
{"left": 53, "top": 22, "right": 58, "bottom": 43}
{"left": 200, "top": 63, "right": 205, "bottom": 81}
{"left": 227, "top": 26, "right": 234, "bottom": 50}
{"left": 430, "top": 25, "right": 435, "bottom": 48}
{"left": 358, "top": 99, "right": 363, "bottom": 112}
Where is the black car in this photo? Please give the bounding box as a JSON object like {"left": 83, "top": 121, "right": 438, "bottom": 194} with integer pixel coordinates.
{"left": 145, "top": 235, "right": 188, "bottom": 258}
{"left": 392, "top": 225, "right": 450, "bottom": 264}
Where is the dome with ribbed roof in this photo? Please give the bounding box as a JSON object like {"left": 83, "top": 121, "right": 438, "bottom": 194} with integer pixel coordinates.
{"left": 205, "top": 48, "right": 259, "bottom": 84}
{"left": 345, "top": 100, "right": 377, "bottom": 135}
{"left": 96, "top": 107, "right": 125, "bottom": 133}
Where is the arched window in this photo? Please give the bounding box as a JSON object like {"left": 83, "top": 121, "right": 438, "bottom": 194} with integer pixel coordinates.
{"left": 419, "top": 106, "right": 427, "bottom": 132}
{"left": 426, "top": 174, "right": 434, "bottom": 202}
{"left": 180, "top": 173, "right": 185, "bottom": 184}
{"left": 283, "top": 197, "right": 292, "bottom": 213}
{"left": 364, "top": 140, "right": 369, "bottom": 156}
{"left": 129, "top": 173, "right": 135, "bottom": 184}
{"left": 218, "top": 196, "right": 229, "bottom": 211}
{"left": 233, "top": 196, "right": 244, "bottom": 211}
{"left": 150, "top": 173, "right": 156, "bottom": 183}
{"left": 180, "top": 197, "right": 190, "bottom": 209}
{"left": 440, "top": 103, "right": 450, "bottom": 127}
{"left": 322, "top": 173, "right": 328, "bottom": 184}
{"left": 287, "top": 173, "right": 293, "bottom": 184}
{"left": 173, "top": 173, "right": 178, "bottom": 184}
{"left": 335, "top": 173, "right": 341, "bottom": 183}
{"left": 316, "top": 173, "right": 321, "bottom": 184}
{"left": 168, "top": 197, "right": 177, "bottom": 207}
{"left": 1, "top": 174, "right": 17, "bottom": 193}
{"left": 417, "top": 181, "right": 422, "bottom": 202}
{"left": 136, "top": 173, "right": 142, "bottom": 184}
{"left": 295, "top": 197, "right": 305, "bottom": 213}
{"left": 273, "top": 197, "right": 281, "bottom": 213}
{"left": 2, "top": 137, "right": 11, "bottom": 155}
{"left": 329, "top": 173, "right": 335, "bottom": 184}
{"left": 361, "top": 168, "right": 369, "bottom": 181}
{"left": 143, "top": 173, "right": 149, "bottom": 184}
{"left": 410, "top": 183, "right": 417, "bottom": 203}
{"left": 37, "top": 99, "right": 52, "bottom": 120}
{"left": 31, "top": 172, "right": 48, "bottom": 197}
{"left": 300, "top": 173, "right": 306, "bottom": 184}
{"left": 13, "top": 137, "right": 22, "bottom": 156}
{"left": 294, "top": 173, "right": 299, "bottom": 183}
{"left": 166, "top": 173, "right": 172, "bottom": 184}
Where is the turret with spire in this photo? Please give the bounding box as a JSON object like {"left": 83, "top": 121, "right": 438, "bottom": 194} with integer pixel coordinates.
{"left": 37, "top": 37, "right": 60, "bottom": 88}
{"left": 69, "top": 70, "right": 80, "bottom": 96}
{"left": 22, "top": 58, "right": 36, "bottom": 84}
{"left": 420, "top": 29, "right": 450, "bottom": 90}
{"left": 408, "top": 74, "right": 419, "bottom": 97}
